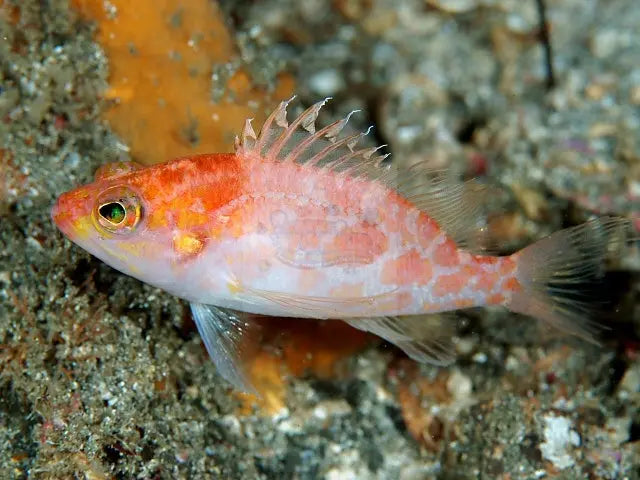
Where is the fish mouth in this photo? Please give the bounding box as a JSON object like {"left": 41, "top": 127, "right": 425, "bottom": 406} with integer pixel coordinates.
{"left": 51, "top": 196, "right": 70, "bottom": 234}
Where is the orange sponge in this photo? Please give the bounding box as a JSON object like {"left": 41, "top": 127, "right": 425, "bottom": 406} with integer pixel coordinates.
{"left": 71, "top": 0, "right": 294, "bottom": 165}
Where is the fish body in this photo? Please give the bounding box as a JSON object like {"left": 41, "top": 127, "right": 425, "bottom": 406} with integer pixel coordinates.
{"left": 53, "top": 98, "right": 629, "bottom": 391}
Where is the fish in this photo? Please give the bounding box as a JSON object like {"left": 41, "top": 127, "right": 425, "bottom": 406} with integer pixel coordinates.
{"left": 52, "top": 97, "right": 631, "bottom": 392}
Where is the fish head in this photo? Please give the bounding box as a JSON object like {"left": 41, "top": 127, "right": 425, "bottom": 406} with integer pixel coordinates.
{"left": 52, "top": 155, "right": 242, "bottom": 296}
{"left": 52, "top": 161, "right": 175, "bottom": 283}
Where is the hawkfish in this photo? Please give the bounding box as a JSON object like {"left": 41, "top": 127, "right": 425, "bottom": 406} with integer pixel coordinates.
{"left": 52, "top": 98, "right": 629, "bottom": 391}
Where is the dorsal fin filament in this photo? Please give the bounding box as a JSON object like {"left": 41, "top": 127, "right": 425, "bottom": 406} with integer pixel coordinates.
{"left": 287, "top": 110, "right": 359, "bottom": 164}
{"left": 265, "top": 98, "right": 330, "bottom": 161}
{"left": 254, "top": 95, "right": 296, "bottom": 155}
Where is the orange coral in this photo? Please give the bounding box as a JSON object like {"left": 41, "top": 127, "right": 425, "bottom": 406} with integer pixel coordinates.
{"left": 70, "top": 0, "right": 294, "bottom": 165}
{"left": 392, "top": 360, "right": 453, "bottom": 451}
{"left": 237, "top": 318, "right": 376, "bottom": 414}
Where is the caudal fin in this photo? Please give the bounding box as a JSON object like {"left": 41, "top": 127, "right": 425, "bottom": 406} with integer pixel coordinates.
{"left": 508, "top": 216, "right": 633, "bottom": 344}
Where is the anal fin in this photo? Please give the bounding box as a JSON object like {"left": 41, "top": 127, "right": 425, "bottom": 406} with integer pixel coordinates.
{"left": 190, "top": 303, "right": 259, "bottom": 393}
{"left": 344, "top": 314, "right": 457, "bottom": 366}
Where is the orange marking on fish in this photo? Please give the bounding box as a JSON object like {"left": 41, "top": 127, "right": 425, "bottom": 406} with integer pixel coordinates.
{"left": 381, "top": 249, "right": 432, "bottom": 286}
{"left": 132, "top": 154, "right": 245, "bottom": 223}
{"left": 147, "top": 208, "right": 169, "bottom": 229}
{"left": 487, "top": 293, "right": 506, "bottom": 305}
{"left": 473, "top": 255, "right": 500, "bottom": 265}
{"left": 396, "top": 217, "right": 415, "bottom": 245}
{"left": 462, "top": 264, "right": 480, "bottom": 277}
{"left": 292, "top": 219, "right": 326, "bottom": 250}
{"left": 432, "top": 239, "right": 459, "bottom": 267}
{"left": 375, "top": 205, "right": 389, "bottom": 224}
{"left": 416, "top": 215, "right": 439, "bottom": 249}
{"left": 502, "top": 277, "right": 521, "bottom": 292}
{"left": 222, "top": 200, "right": 258, "bottom": 239}
{"left": 475, "top": 270, "right": 501, "bottom": 292}
{"left": 454, "top": 298, "right": 474, "bottom": 309}
{"left": 176, "top": 210, "right": 210, "bottom": 230}
{"left": 499, "top": 257, "right": 517, "bottom": 276}
{"left": 331, "top": 222, "right": 388, "bottom": 265}
{"left": 433, "top": 273, "right": 466, "bottom": 297}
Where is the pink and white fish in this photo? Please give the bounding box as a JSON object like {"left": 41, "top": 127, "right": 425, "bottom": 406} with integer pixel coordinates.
{"left": 52, "top": 98, "right": 629, "bottom": 391}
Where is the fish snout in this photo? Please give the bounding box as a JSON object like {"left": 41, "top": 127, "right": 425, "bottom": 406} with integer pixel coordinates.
{"left": 52, "top": 193, "right": 72, "bottom": 233}
{"left": 51, "top": 195, "right": 68, "bottom": 232}
{"left": 51, "top": 190, "right": 91, "bottom": 238}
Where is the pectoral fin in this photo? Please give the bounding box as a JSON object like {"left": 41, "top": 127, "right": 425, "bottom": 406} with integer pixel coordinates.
{"left": 344, "top": 314, "right": 457, "bottom": 366}
{"left": 190, "top": 303, "right": 258, "bottom": 393}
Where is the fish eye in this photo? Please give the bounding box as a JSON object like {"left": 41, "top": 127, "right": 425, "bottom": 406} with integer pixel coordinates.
{"left": 93, "top": 186, "right": 143, "bottom": 235}
{"left": 98, "top": 202, "right": 126, "bottom": 225}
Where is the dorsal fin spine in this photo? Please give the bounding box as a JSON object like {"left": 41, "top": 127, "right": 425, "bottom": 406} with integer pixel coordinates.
{"left": 266, "top": 98, "right": 331, "bottom": 161}
{"left": 237, "top": 118, "right": 256, "bottom": 151}
{"left": 338, "top": 148, "right": 389, "bottom": 177}
{"left": 254, "top": 95, "right": 296, "bottom": 155}
{"left": 331, "top": 145, "right": 385, "bottom": 173}
{"left": 286, "top": 110, "right": 358, "bottom": 164}
{"left": 306, "top": 131, "right": 366, "bottom": 167}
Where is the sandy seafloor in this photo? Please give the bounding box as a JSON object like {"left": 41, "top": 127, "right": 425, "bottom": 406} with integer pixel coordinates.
{"left": 1, "top": 0, "right": 640, "bottom": 478}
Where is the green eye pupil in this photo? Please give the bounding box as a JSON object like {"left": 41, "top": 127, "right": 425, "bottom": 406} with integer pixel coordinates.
{"left": 99, "top": 202, "right": 126, "bottom": 224}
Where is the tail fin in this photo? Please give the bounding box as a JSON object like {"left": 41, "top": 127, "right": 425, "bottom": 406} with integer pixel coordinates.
{"left": 508, "top": 216, "right": 633, "bottom": 344}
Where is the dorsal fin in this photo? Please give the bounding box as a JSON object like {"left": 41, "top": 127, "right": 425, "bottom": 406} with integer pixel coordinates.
{"left": 235, "top": 97, "right": 388, "bottom": 170}
{"left": 386, "top": 165, "right": 493, "bottom": 251}
{"left": 236, "top": 98, "right": 492, "bottom": 252}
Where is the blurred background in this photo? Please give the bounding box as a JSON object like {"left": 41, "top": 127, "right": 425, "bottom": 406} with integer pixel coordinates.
{"left": 1, "top": 0, "right": 639, "bottom": 478}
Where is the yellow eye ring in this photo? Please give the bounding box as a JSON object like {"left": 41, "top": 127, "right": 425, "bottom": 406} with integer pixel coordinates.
{"left": 93, "top": 186, "right": 143, "bottom": 235}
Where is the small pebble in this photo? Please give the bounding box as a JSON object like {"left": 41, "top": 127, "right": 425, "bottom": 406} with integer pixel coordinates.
{"left": 446, "top": 370, "right": 472, "bottom": 400}
{"left": 308, "top": 69, "right": 345, "bottom": 96}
